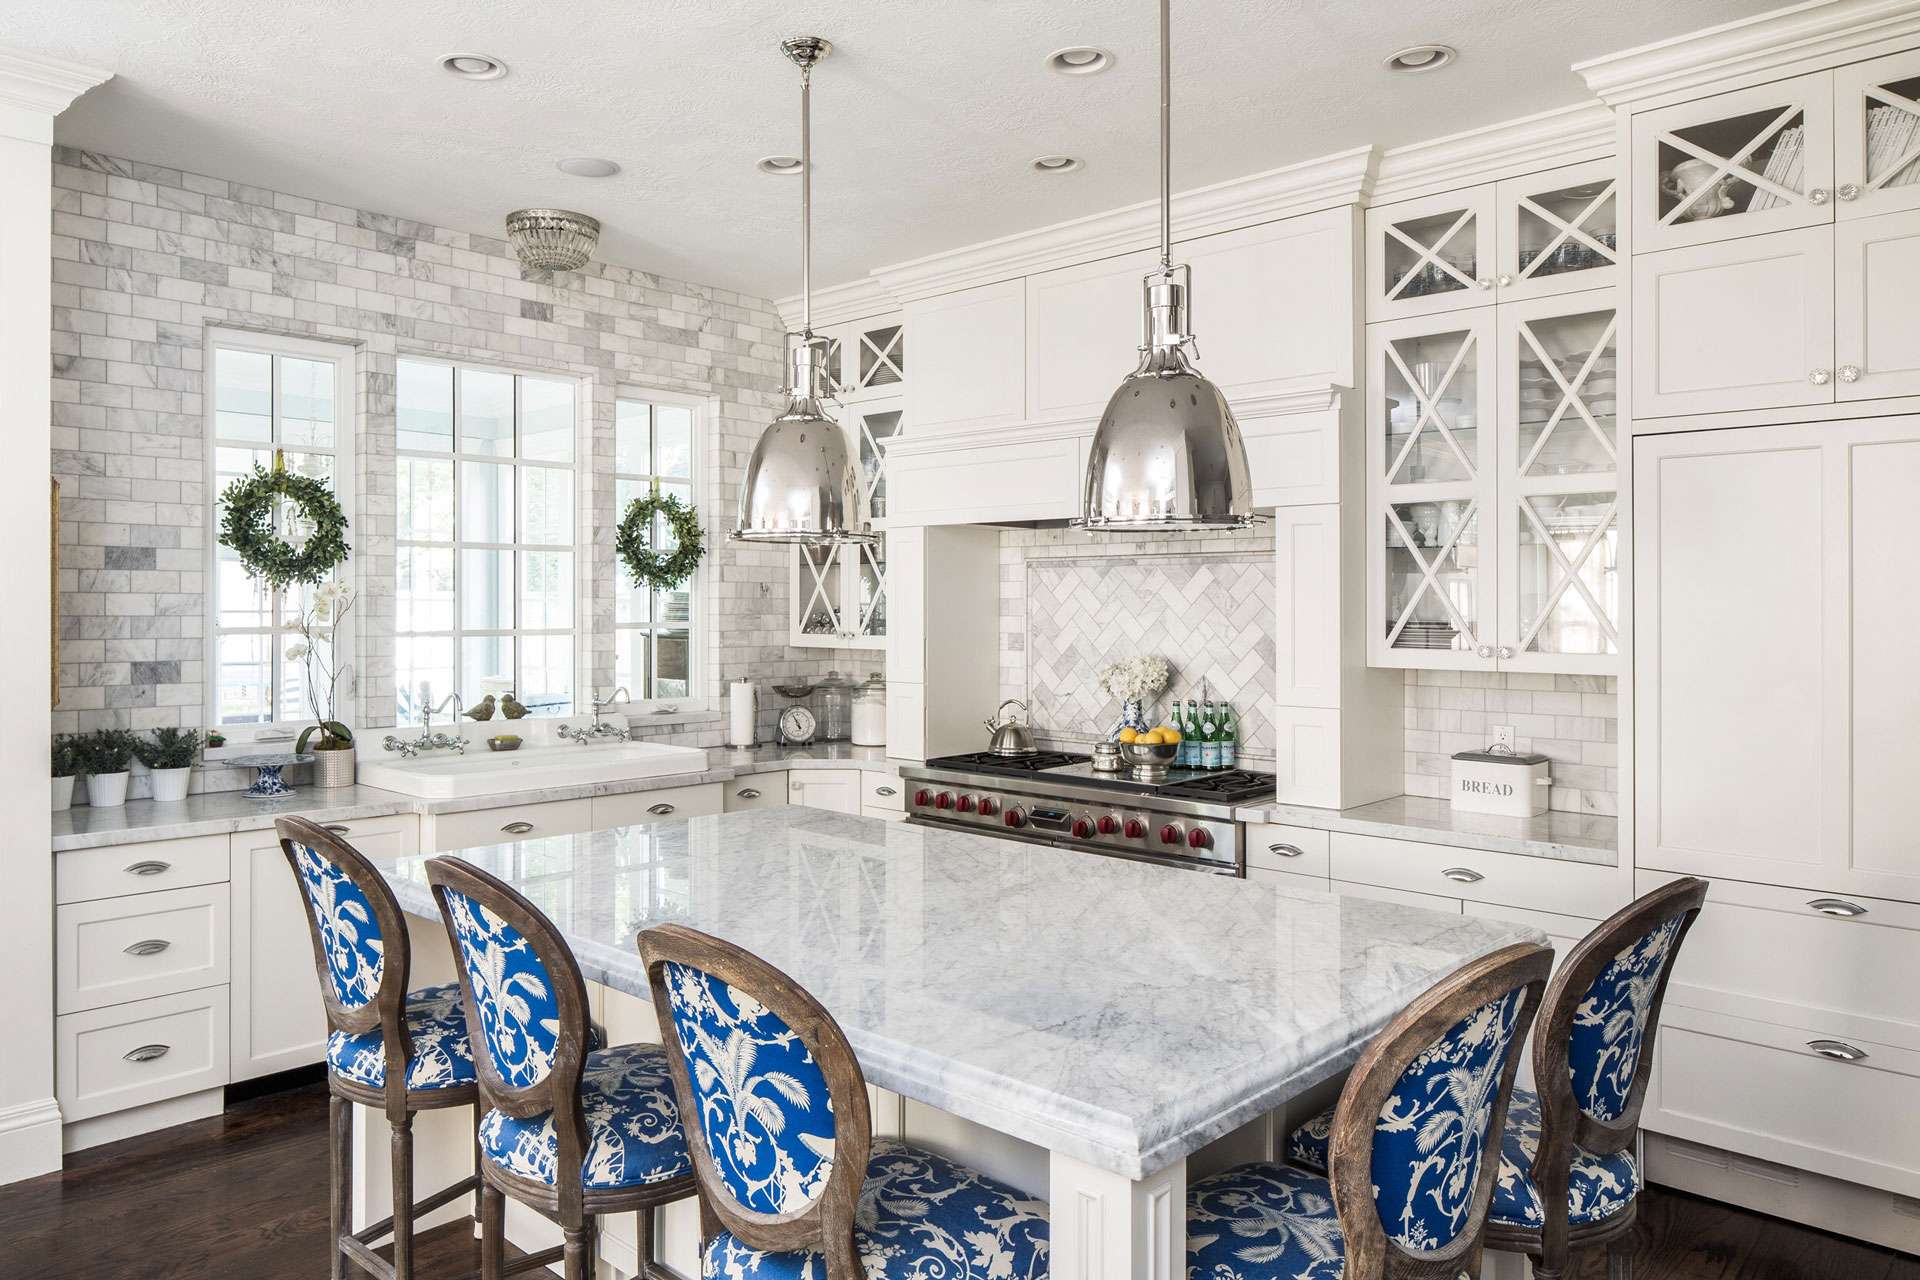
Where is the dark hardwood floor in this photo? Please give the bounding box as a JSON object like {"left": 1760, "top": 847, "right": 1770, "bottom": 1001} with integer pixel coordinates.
{"left": 0, "top": 1079, "right": 1911, "bottom": 1279}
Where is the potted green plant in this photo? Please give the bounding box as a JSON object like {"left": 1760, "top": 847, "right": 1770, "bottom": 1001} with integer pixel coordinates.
{"left": 51, "top": 735, "right": 79, "bottom": 811}
{"left": 134, "top": 727, "right": 202, "bottom": 803}
{"left": 288, "top": 581, "right": 357, "bottom": 788}
{"left": 81, "top": 728, "right": 137, "bottom": 808}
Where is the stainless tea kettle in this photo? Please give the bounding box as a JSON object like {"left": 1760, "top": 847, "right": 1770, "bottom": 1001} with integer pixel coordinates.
{"left": 984, "top": 699, "right": 1037, "bottom": 756}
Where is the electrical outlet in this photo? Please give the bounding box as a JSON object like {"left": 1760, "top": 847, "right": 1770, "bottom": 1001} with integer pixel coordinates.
{"left": 1491, "top": 724, "right": 1516, "bottom": 750}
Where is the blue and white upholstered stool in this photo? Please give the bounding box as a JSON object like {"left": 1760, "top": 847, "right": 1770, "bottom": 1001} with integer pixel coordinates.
{"left": 1286, "top": 879, "right": 1708, "bottom": 1279}
{"left": 1188, "top": 942, "right": 1552, "bottom": 1280}
{"left": 638, "top": 923, "right": 1051, "bottom": 1280}
{"left": 277, "top": 815, "right": 485, "bottom": 1280}
{"left": 427, "top": 855, "right": 698, "bottom": 1280}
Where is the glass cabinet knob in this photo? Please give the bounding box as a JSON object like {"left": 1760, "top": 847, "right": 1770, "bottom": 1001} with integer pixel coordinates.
{"left": 1837, "top": 183, "right": 1862, "bottom": 202}
{"left": 1808, "top": 187, "right": 1832, "bottom": 205}
{"left": 1476, "top": 644, "right": 1495, "bottom": 659}
{"left": 1476, "top": 277, "right": 1494, "bottom": 290}
{"left": 1496, "top": 273, "right": 1513, "bottom": 287}
{"left": 1809, "top": 368, "right": 1833, "bottom": 386}
{"left": 1838, "top": 364, "right": 1861, "bottom": 383}
{"left": 1497, "top": 645, "right": 1515, "bottom": 659}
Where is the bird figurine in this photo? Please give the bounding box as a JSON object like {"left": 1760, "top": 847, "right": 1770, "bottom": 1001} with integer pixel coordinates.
{"left": 500, "top": 692, "right": 529, "bottom": 720}
{"left": 462, "top": 694, "right": 497, "bottom": 721}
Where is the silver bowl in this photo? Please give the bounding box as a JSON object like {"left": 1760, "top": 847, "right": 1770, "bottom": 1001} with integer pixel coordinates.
{"left": 1116, "top": 739, "right": 1178, "bottom": 781}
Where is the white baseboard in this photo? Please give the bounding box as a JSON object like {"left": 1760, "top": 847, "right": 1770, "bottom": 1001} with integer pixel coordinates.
{"left": 0, "top": 1095, "right": 64, "bottom": 1185}
{"left": 1647, "top": 1133, "right": 1920, "bottom": 1255}
{"left": 61, "top": 1088, "right": 223, "bottom": 1154}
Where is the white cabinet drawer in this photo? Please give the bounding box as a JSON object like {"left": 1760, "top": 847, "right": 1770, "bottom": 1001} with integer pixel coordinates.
{"left": 429, "top": 798, "right": 592, "bottom": 851}
{"left": 57, "top": 884, "right": 230, "bottom": 1015}
{"left": 723, "top": 772, "right": 788, "bottom": 812}
{"left": 788, "top": 769, "right": 863, "bottom": 816}
{"left": 1330, "top": 832, "right": 1624, "bottom": 920}
{"left": 57, "top": 986, "right": 229, "bottom": 1122}
{"left": 862, "top": 806, "right": 908, "bottom": 824}
{"left": 1638, "top": 870, "right": 1920, "bottom": 1051}
{"left": 1250, "top": 866, "right": 1329, "bottom": 891}
{"left": 863, "top": 773, "right": 905, "bottom": 811}
{"left": 1332, "top": 878, "right": 1462, "bottom": 914}
{"left": 1645, "top": 1010, "right": 1920, "bottom": 1199}
{"left": 593, "top": 783, "right": 722, "bottom": 829}
{"left": 1247, "top": 824, "right": 1331, "bottom": 879}
{"left": 56, "top": 833, "right": 229, "bottom": 904}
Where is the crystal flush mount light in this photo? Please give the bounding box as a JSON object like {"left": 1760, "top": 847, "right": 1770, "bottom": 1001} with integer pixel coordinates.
{"left": 504, "top": 208, "right": 601, "bottom": 273}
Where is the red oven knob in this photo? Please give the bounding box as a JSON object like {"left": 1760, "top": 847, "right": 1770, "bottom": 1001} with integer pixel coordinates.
{"left": 1123, "top": 819, "right": 1146, "bottom": 840}
{"left": 977, "top": 797, "right": 999, "bottom": 817}
{"left": 913, "top": 789, "right": 932, "bottom": 807}
{"left": 1187, "top": 828, "right": 1213, "bottom": 851}
{"left": 1071, "top": 818, "right": 1094, "bottom": 839}
{"left": 1159, "top": 824, "right": 1182, "bottom": 846}
{"left": 1097, "top": 815, "right": 1120, "bottom": 835}
{"left": 956, "top": 794, "right": 977, "bottom": 813}
{"left": 1004, "top": 808, "right": 1027, "bottom": 829}
{"left": 934, "top": 792, "right": 954, "bottom": 811}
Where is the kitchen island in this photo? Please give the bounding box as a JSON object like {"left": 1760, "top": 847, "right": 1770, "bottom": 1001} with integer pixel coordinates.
{"left": 365, "top": 804, "right": 1546, "bottom": 1279}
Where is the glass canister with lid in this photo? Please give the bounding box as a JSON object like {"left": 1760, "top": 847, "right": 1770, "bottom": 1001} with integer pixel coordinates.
{"left": 817, "top": 670, "right": 855, "bottom": 741}
{"left": 852, "top": 672, "right": 886, "bottom": 746}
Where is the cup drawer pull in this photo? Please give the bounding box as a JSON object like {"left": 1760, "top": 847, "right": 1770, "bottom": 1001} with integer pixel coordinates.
{"left": 124, "top": 861, "right": 171, "bottom": 877}
{"left": 323, "top": 824, "right": 351, "bottom": 834}
{"left": 875, "top": 785, "right": 898, "bottom": 797}
{"left": 122, "top": 1044, "right": 171, "bottom": 1063}
{"left": 1807, "top": 898, "right": 1868, "bottom": 918}
{"left": 647, "top": 803, "right": 676, "bottom": 816}
{"left": 1267, "top": 843, "right": 1306, "bottom": 859}
{"left": 735, "top": 788, "right": 761, "bottom": 800}
{"left": 1807, "top": 1039, "right": 1870, "bottom": 1063}
{"left": 123, "top": 939, "right": 172, "bottom": 957}
{"left": 501, "top": 821, "right": 535, "bottom": 835}
{"left": 1441, "top": 867, "right": 1485, "bottom": 884}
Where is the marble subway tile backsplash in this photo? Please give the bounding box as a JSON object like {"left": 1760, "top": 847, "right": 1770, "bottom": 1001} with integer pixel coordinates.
{"left": 1403, "top": 669, "right": 1618, "bottom": 815}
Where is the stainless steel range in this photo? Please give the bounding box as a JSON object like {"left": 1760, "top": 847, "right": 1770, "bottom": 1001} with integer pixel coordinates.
{"left": 899, "top": 751, "right": 1276, "bottom": 875}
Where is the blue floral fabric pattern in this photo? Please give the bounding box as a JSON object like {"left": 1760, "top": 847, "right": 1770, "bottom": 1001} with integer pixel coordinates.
{"left": 1187, "top": 1162, "right": 1345, "bottom": 1280}
{"left": 479, "top": 1043, "right": 690, "bottom": 1190}
{"left": 1568, "top": 916, "right": 1684, "bottom": 1123}
{"left": 1287, "top": 1085, "right": 1638, "bottom": 1233}
{"left": 699, "top": 1140, "right": 1049, "bottom": 1280}
{"left": 291, "top": 841, "right": 384, "bottom": 1008}
{"left": 327, "top": 982, "right": 475, "bottom": 1091}
{"left": 660, "top": 960, "right": 836, "bottom": 1215}
{"left": 442, "top": 886, "right": 562, "bottom": 1090}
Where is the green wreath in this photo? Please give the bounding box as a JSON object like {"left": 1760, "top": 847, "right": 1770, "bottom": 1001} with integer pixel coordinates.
{"left": 218, "top": 462, "right": 351, "bottom": 591}
{"left": 616, "top": 492, "right": 704, "bottom": 591}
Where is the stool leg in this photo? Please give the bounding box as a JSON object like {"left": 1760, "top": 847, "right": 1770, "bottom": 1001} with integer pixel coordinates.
{"left": 635, "top": 1206, "right": 654, "bottom": 1280}
{"left": 328, "top": 1095, "right": 352, "bottom": 1280}
{"left": 480, "top": 1182, "right": 505, "bottom": 1280}
{"left": 562, "top": 1222, "right": 593, "bottom": 1280}
{"left": 389, "top": 1113, "right": 415, "bottom": 1280}
{"left": 1608, "top": 1235, "right": 1635, "bottom": 1280}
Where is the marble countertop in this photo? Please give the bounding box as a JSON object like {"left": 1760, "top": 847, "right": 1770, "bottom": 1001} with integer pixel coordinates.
{"left": 49, "top": 743, "right": 897, "bottom": 851}
{"left": 1236, "top": 794, "right": 1618, "bottom": 866}
{"left": 374, "top": 806, "right": 1546, "bottom": 1179}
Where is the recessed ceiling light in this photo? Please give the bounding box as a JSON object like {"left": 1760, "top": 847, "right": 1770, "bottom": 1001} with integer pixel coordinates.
{"left": 757, "top": 155, "right": 804, "bottom": 175}
{"left": 1383, "top": 44, "right": 1456, "bottom": 73}
{"left": 1047, "top": 46, "right": 1114, "bottom": 76}
{"left": 1032, "top": 155, "right": 1083, "bottom": 174}
{"left": 441, "top": 53, "right": 508, "bottom": 81}
{"left": 556, "top": 157, "right": 620, "bottom": 178}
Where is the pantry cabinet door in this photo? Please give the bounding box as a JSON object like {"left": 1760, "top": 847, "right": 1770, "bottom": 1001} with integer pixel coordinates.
{"left": 1630, "top": 226, "right": 1835, "bottom": 420}
{"left": 904, "top": 280, "right": 1026, "bottom": 437}
{"left": 1834, "top": 208, "right": 1920, "bottom": 401}
{"left": 1365, "top": 185, "right": 1497, "bottom": 322}
{"left": 1631, "top": 71, "right": 1836, "bottom": 254}
{"left": 1833, "top": 48, "right": 1920, "bottom": 220}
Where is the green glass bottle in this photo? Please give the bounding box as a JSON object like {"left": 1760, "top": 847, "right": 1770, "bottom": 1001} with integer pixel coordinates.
{"left": 1181, "top": 698, "right": 1201, "bottom": 768}
{"left": 1199, "top": 700, "right": 1221, "bottom": 770}
{"left": 1219, "top": 701, "right": 1238, "bottom": 770}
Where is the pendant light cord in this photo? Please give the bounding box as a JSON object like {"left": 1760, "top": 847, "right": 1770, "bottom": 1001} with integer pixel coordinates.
{"left": 1159, "top": 0, "right": 1171, "bottom": 271}
{"left": 800, "top": 60, "right": 813, "bottom": 336}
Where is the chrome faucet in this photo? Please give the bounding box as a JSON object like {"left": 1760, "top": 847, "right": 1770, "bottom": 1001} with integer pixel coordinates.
{"left": 383, "top": 690, "right": 469, "bottom": 757}
{"left": 558, "top": 687, "right": 633, "bottom": 745}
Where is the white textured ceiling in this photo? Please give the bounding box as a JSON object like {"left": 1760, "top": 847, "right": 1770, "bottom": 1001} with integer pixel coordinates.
{"left": 20, "top": 0, "right": 1777, "bottom": 298}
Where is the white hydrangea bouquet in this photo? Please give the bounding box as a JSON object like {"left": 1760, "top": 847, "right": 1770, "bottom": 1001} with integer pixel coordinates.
{"left": 1097, "top": 655, "right": 1171, "bottom": 740}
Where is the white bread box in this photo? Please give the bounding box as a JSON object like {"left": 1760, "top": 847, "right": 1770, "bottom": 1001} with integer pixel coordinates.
{"left": 1450, "top": 746, "right": 1551, "bottom": 817}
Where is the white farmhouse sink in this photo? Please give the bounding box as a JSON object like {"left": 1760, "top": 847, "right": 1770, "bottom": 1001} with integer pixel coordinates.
{"left": 357, "top": 741, "right": 710, "bottom": 800}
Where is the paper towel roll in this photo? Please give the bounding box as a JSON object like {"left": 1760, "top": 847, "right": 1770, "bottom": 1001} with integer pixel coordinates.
{"left": 727, "top": 680, "right": 757, "bottom": 747}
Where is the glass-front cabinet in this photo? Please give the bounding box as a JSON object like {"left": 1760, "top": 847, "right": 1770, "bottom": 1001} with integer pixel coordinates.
{"left": 1370, "top": 293, "right": 1621, "bottom": 673}
{"left": 1494, "top": 159, "right": 1620, "bottom": 302}
{"left": 1366, "top": 186, "right": 1496, "bottom": 321}
{"left": 1835, "top": 48, "right": 1920, "bottom": 220}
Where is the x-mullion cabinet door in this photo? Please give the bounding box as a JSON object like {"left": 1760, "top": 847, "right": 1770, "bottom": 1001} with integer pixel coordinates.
{"left": 1494, "top": 158, "right": 1621, "bottom": 303}
{"left": 1365, "top": 185, "right": 1497, "bottom": 322}
{"left": 1368, "top": 310, "right": 1499, "bottom": 669}
{"left": 1834, "top": 48, "right": 1920, "bottom": 221}
{"left": 1495, "top": 292, "right": 1622, "bottom": 675}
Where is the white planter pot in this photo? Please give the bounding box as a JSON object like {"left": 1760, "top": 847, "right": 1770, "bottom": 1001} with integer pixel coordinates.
{"left": 52, "top": 774, "right": 74, "bottom": 811}
{"left": 150, "top": 767, "right": 192, "bottom": 803}
{"left": 89, "top": 771, "right": 130, "bottom": 808}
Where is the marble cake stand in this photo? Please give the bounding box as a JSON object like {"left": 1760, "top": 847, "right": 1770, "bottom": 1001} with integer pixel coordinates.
{"left": 223, "top": 752, "right": 317, "bottom": 798}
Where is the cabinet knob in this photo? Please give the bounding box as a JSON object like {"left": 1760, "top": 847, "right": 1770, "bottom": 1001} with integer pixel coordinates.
{"left": 1837, "top": 183, "right": 1862, "bottom": 202}
{"left": 1807, "top": 1039, "right": 1869, "bottom": 1063}
{"left": 1807, "top": 897, "right": 1868, "bottom": 918}
{"left": 123, "top": 938, "right": 171, "bottom": 957}
{"left": 1476, "top": 644, "right": 1495, "bottom": 659}
{"left": 1476, "top": 277, "right": 1494, "bottom": 290}
{"left": 1808, "top": 187, "right": 1832, "bottom": 205}
{"left": 1497, "top": 645, "right": 1515, "bottom": 660}
{"left": 1441, "top": 866, "right": 1485, "bottom": 884}
{"left": 501, "top": 821, "right": 535, "bottom": 835}
{"left": 647, "top": 803, "right": 676, "bottom": 816}
{"left": 1268, "top": 843, "right": 1305, "bottom": 859}
{"left": 124, "top": 860, "right": 171, "bottom": 876}
{"left": 1809, "top": 367, "right": 1833, "bottom": 386}
{"left": 122, "top": 1044, "right": 171, "bottom": 1063}
{"left": 1838, "top": 364, "right": 1861, "bottom": 384}
{"left": 1496, "top": 273, "right": 1514, "bottom": 288}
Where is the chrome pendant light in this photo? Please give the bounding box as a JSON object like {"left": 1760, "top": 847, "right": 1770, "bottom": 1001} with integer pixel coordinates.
{"left": 733, "top": 36, "right": 872, "bottom": 547}
{"left": 1074, "top": 0, "right": 1253, "bottom": 532}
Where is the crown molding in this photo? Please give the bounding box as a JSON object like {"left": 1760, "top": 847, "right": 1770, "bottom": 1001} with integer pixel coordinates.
{"left": 773, "top": 275, "right": 900, "bottom": 333}
{"left": 1575, "top": 0, "right": 1920, "bottom": 111}
{"left": 0, "top": 49, "right": 111, "bottom": 144}
{"left": 1370, "top": 101, "right": 1616, "bottom": 204}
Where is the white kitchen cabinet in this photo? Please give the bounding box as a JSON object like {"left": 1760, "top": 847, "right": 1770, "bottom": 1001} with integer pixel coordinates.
{"left": 423, "top": 797, "right": 593, "bottom": 852}
{"left": 1635, "top": 418, "right": 1920, "bottom": 903}
{"left": 592, "top": 783, "right": 722, "bottom": 830}
{"left": 1329, "top": 831, "right": 1623, "bottom": 921}
{"left": 56, "top": 833, "right": 229, "bottom": 904}
{"left": 862, "top": 806, "right": 908, "bottom": 824}
{"left": 1024, "top": 248, "right": 1160, "bottom": 426}
{"left": 888, "top": 429, "right": 1085, "bottom": 526}
{"left": 1492, "top": 159, "right": 1621, "bottom": 303}
{"left": 1366, "top": 185, "right": 1497, "bottom": 321}
{"left": 56, "top": 884, "right": 229, "bottom": 1016}
{"left": 1631, "top": 71, "right": 1836, "bottom": 254}
{"left": 818, "top": 312, "right": 906, "bottom": 406}
{"left": 1834, "top": 48, "right": 1920, "bottom": 220}
{"left": 1835, "top": 208, "right": 1920, "bottom": 400}
{"left": 1331, "top": 878, "right": 1462, "bottom": 914}
{"left": 1631, "top": 226, "right": 1836, "bottom": 419}
{"left": 1246, "top": 824, "right": 1331, "bottom": 880}
{"left": 903, "top": 279, "right": 1025, "bottom": 437}
{"left": 230, "top": 814, "right": 417, "bottom": 1081}
{"left": 723, "top": 772, "right": 788, "bottom": 812}
{"left": 789, "top": 391, "right": 899, "bottom": 650}
{"left": 862, "top": 773, "right": 906, "bottom": 811}
{"left": 788, "top": 769, "right": 862, "bottom": 816}
{"left": 56, "top": 985, "right": 229, "bottom": 1125}
{"left": 1180, "top": 211, "right": 1356, "bottom": 394}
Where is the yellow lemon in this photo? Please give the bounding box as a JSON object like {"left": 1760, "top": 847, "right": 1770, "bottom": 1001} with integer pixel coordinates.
{"left": 1117, "top": 727, "right": 1140, "bottom": 744}
{"left": 1161, "top": 728, "right": 1183, "bottom": 744}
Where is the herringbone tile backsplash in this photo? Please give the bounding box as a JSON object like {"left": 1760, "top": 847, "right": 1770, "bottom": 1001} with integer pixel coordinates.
{"left": 999, "top": 527, "right": 1276, "bottom": 762}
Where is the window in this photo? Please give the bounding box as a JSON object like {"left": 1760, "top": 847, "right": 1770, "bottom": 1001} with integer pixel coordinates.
{"left": 613, "top": 395, "right": 698, "bottom": 699}
{"left": 394, "top": 357, "right": 582, "bottom": 724}
{"left": 207, "top": 330, "right": 354, "bottom": 734}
